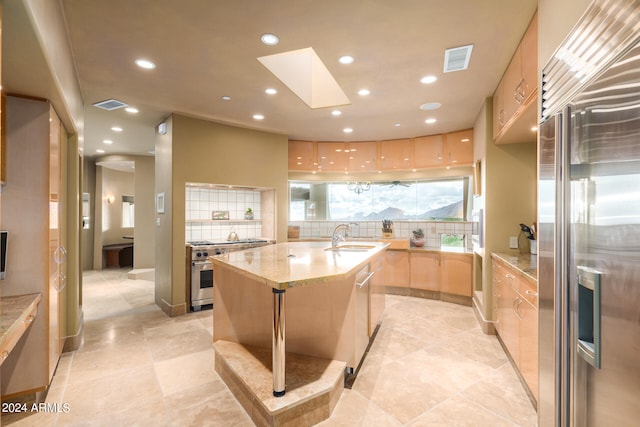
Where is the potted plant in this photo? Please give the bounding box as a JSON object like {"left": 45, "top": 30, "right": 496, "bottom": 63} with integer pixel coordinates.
{"left": 244, "top": 207, "right": 254, "bottom": 220}
{"left": 411, "top": 228, "right": 425, "bottom": 247}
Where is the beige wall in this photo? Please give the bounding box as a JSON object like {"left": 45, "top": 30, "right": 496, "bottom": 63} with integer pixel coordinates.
{"left": 82, "top": 158, "right": 96, "bottom": 270}
{"left": 101, "top": 167, "right": 135, "bottom": 245}
{"left": 155, "top": 116, "right": 175, "bottom": 315}
{"left": 538, "top": 0, "right": 592, "bottom": 67}
{"left": 133, "top": 156, "right": 155, "bottom": 268}
{"left": 154, "top": 114, "right": 288, "bottom": 316}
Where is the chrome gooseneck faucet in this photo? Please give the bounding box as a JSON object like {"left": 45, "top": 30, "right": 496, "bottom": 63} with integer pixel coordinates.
{"left": 331, "top": 223, "right": 358, "bottom": 247}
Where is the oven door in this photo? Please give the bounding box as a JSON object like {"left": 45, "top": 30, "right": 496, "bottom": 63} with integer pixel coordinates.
{"left": 191, "top": 260, "right": 213, "bottom": 310}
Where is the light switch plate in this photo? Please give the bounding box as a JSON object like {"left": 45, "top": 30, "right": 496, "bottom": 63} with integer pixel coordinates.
{"left": 509, "top": 236, "right": 518, "bottom": 249}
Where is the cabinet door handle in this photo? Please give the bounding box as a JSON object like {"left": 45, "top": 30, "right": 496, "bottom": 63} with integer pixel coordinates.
{"left": 513, "top": 297, "right": 524, "bottom": 320}
{"left": 525, "top": 289, "right": 538, "bottom": 297}
{"left": 54, "top": 246, "right": 67, "bottom": 265}
{"left": 53, "top": 272, "right": 67, "bottom": 292}
{"left": 514, "top": 79, "right": 527, "bottom": 104}
{"left": 356, "top": 271, "right": 375, "bottom": 288}
{"left": 24, "top": 315, "right": 35, "bottom": 324}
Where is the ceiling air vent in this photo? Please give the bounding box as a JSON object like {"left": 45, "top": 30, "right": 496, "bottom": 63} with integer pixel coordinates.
{"left": 93, "top": 98, "right": 128, "bottom": 111}
{"left": 443, "top": 44, "right": 473, "bottom": 73}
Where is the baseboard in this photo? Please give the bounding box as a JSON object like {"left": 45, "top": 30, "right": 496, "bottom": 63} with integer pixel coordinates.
{"left": 157, "top": 297, "right": 187, "bottom": 317}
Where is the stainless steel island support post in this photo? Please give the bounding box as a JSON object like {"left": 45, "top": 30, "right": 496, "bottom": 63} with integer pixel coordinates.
{"left": 272, "top": 288, "right": 286, "bottom": 397}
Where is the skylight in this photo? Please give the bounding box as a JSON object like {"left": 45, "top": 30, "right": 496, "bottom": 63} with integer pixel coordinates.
{"left": 258, "top": 47, "right": 351, "bottom": 109}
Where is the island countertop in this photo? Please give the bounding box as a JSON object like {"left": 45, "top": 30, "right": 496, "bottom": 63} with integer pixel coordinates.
{"left": 210, "top": 241, "right": 389, "bottom": 290}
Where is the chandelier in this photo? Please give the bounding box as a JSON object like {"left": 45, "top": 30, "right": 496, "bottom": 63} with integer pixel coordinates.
{"left": 347, "top": 181, "right": 371, "bottom": 194}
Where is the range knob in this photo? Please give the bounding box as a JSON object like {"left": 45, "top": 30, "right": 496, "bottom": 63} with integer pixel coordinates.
{"left": 196, "top": 252, "right": 202, "bottom": 258}
{"left": 202, "top": 251, "right": 209, "bottom": 257}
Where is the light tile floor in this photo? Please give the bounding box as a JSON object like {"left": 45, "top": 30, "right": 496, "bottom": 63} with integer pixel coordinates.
{"left": 3, "top": 269, "right": 537, "bottom": 426}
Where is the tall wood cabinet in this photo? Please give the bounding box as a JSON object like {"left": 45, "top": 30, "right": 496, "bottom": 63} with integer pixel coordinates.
{"left": 1, "top": 96, "right": 67, "bottom": 398}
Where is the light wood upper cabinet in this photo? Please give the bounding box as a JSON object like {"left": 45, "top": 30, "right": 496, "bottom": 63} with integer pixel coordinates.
{"left": 380, "top": 138, "right": 412, "bottom": 171}
{"left": 347, "top": 141, "right": 378, "bottom": 172}
{"left": 317, "top": 141, "right": 348, "bottom": 172}
{"left": 493, "top": 12, "right": 538, "bottom": 144}
{"left": 288, "top": 130, "right": 474, "bottom": 173}
{"left": 409, "top": 252, "right": 440, "bottom": 291}
{"left": 444, "top": 129, "right": 473, "bottom": 165}
{"left": 413, "top": 135, "right": 444, "bottom": 168}
{"left": 288, "top": 140, "right": 316, "bottom": 171}
{"left": 520, "top": 12, "right": 538, "bottom": 106}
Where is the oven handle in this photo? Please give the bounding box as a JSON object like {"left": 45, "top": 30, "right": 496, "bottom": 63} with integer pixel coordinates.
{"left": 192, "top": 260, "right": 213, "bottom": 268}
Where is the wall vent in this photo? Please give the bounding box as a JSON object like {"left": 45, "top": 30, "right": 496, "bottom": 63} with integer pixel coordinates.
{"left": 93, "top": 98, "right": 128, "bottom": 111}
{"left": 443, "top": 44, "right": 473, "bottom": 73}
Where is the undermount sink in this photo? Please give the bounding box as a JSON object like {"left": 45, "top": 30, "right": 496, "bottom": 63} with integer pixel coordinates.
{"left": 324, "top": 244, "right": 377, "bottom": 252}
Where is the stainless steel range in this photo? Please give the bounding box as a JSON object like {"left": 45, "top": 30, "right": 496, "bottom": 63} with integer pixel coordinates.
{"left": 188, "top": 239, "right": 271, "bottom": 311}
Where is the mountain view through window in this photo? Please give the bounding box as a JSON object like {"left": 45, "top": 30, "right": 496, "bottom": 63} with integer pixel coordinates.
{"left": 290, "top": 179, "right": 467, "bottom": 221}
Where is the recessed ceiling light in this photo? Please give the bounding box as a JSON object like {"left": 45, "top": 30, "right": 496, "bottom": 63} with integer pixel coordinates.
{"left": 331, "top": 110, "right": 342, "bottom": 116}
{"left": 111, "top": 126, "right": 123, "bottom": 132}
{"left": 103, "top": 139, "right": 113, "bottom": 144}
{"left": 339, "top": 55, "right": 354, "bottom": 65}
{"left": 265, "top": 88, "right": 277, "bottom": 95}
{"left": 261, "top": 33, "right": 279, "bottom": 46}
{"left": 420, "top": 102, "right": 441, "bottom": 111}
{"left": 358, "top": 89, "right": 370, "bottom": 96}
{"left": 96, "top": 149, "right": 105, "bottom": 154}
{"left": 221, "top": 96, "right": 231, "bottom": 101}
{"left": 425, "top": 118, "right": 437, "bottom": 124}
{"left": 343, "top": 127, "right": 353, "bottom": 133}
{"left": 420, "top": 75, "right": 438, "bottom": 84}
{"left": 125, "top": 107, "right": 139, "bottom": 114}
{"left": 253, "top": 114, "right": 265, "bottom": 120}
{"left": 135, "top": 58, "right": 156, "bottom": 69}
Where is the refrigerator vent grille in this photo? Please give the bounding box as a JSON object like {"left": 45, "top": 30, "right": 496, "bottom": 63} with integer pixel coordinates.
{"left": 541, "top": 0, "right": 640, "bottom": 119}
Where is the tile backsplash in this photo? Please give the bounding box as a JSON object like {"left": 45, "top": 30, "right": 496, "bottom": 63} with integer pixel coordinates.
{"left": 186, "top": 186, "right": 262, "bottom": 242}
{"left": 288, "top": 220, "right": 474, "bottom": 250}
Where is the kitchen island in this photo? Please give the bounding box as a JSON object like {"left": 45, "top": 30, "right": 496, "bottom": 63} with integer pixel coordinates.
{"left": 210, "top": 241, "right": 387, "bottom": 426}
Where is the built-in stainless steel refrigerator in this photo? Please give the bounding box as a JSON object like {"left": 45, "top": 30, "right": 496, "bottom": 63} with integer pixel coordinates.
{"left": 539, "top": 1, "right": 640, "bottom": 425}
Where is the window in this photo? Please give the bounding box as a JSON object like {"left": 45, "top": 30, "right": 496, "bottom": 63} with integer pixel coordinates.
{"left": 122, "top": 195, "right": 135, "bottom": 227}
{"left": 289, "top": 178, "right": 469, "bottom": 221}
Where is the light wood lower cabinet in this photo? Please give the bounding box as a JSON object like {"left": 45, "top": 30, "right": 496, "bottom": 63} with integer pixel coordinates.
{"left": 384, "top": 250, "right": 409, "bottom": 287}
{"left": 409, "top": 252, "right": 440, "bottom": 291}
{"left": 440, "top": 253, "right": 473, "bottom": 297}
{"left": 369, "top": 253, "right": 385, "bottom": 336}
{"left": 408, "top": 251, "right": 472, "bottom": 298}
{"left": 492, "top": 257, "right": 538, "bottom": 401}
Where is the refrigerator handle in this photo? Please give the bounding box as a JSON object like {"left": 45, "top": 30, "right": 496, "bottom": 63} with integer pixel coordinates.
{"left": 577, "top": 266, "right": 602, "bottom": 369}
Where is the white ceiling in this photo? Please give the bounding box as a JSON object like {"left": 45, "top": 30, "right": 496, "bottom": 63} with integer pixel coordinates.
{"left": 3, "top": 0, "right": 538, "bottom": 158}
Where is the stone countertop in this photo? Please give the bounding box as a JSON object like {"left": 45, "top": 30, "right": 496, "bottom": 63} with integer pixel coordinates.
{"left": 1, "top": 293, "right": 42, "bottom": 363}
{"left": 288, "top": 238, "right": 473, "bottom": 254}
{"left": 210, "top": 241, "right": 389, "bottom": 291}
{"left": 492, "top": 252, "right": 537, "bottom": 282}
